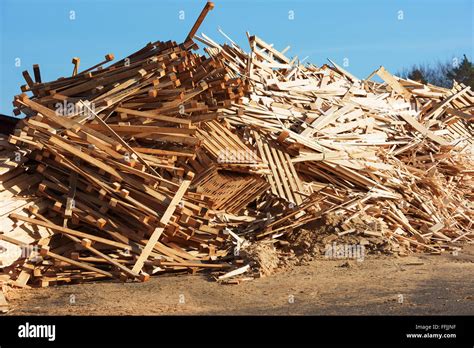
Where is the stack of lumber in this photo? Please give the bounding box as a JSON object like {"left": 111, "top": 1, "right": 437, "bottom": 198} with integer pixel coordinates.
{"left": 1, "top": 2, "right": 473, "bottom": 288}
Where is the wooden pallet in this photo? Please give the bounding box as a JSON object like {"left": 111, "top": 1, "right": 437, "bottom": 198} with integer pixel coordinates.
{"left": 255, "top": 133, "right": 306, "bottom": 205}
{"left": 194, "top": 166, "right": 269, "bottom": 213}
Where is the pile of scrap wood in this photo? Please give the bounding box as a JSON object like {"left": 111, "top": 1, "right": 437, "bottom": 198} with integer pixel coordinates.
{"left": 0, "top": 1, "right": 473, "bottom": 289}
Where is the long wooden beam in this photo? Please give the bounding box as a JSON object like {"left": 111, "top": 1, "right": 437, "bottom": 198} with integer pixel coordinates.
{"left": 185, "top": 1, "right": 215, "bottom": 41}
{"left": 131, "top": 172, "right": 194, "bottom": 275}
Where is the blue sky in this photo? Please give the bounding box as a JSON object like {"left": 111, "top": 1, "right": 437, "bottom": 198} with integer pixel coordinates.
{"left": 0, "top": 0, "right": 472, "bottom": 115}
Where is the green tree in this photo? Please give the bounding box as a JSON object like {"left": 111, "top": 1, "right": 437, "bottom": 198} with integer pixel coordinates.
{"left": 397, "top": 55, "right": 474, "bottom": 89}
{"left": 447, "top": 55, "right": 474, "bottom": 88}
{"left": 407, "top": 68, "right": 426, "bottom": 84}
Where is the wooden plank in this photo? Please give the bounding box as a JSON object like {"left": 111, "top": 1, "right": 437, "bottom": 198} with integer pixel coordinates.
{"left": 186, "top": 2, "right": 215, "bottom": 41}
{"left": 376, "top": 66, "right": 412, "bottom": 101}
{"left": 40, "top": 247, "right": 114, "bottom": 278}
{"left": 131, "top": 172, "right": 194, "bottom": 275}
{"left": 398, "top": 112, "right": 449, "bottom": 146}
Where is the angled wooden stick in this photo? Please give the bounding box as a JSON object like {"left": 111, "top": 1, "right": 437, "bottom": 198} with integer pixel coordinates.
{"left": 80, "top": 53, "right": 114, "bottom": 74}
{"left": 78, "top": 100, "right": 162, "bottom": 179}
{"left": 72, "top": 57, "right": 80, "bottom": 76}
{"left": 131, "top": 172, "right": 194, "bottom": 276}
{"left": 32, "top": 64, "right": 42, "bottom": 83}
{"left": 40, "top": 246, "right": 114, "bottom": 278}
{"left": 185, "top": 1, "right": 215, "bottom": 42}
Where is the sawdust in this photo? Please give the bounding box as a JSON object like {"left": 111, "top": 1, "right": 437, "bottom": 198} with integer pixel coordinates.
{"left": 240, "top": 241, "right": 280, "bottom": 277}
{"left": 253, "top": 213, "right": 396, "bottom": 274}
{"left": 235, "top": 213, "right": 394, "bottom": 277}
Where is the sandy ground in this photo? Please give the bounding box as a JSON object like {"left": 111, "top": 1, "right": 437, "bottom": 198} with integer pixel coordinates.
{"left": 4, "top": 245, "right": 474, "bottom": 315}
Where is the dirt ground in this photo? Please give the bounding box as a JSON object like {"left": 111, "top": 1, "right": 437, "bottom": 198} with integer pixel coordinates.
{"left": 4, "top": 244, "right": 474, "bottom": 315}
